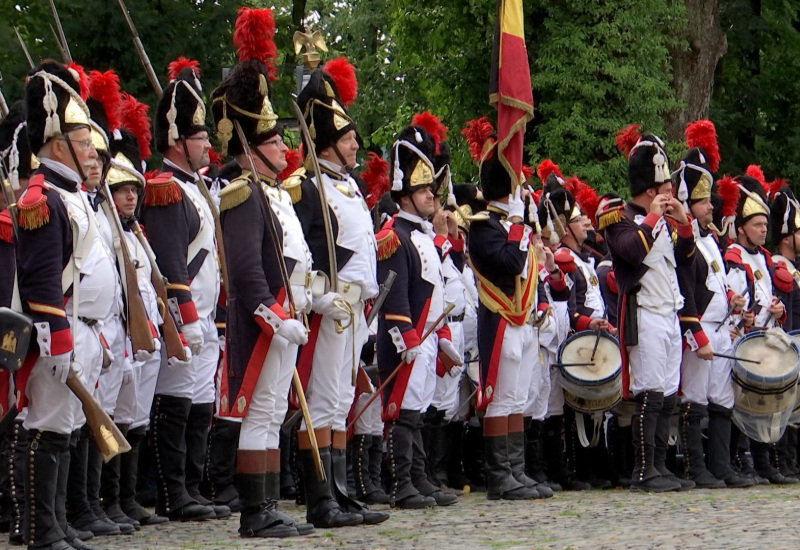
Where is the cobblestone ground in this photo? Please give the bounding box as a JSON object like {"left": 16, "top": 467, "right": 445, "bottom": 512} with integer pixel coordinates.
{"left": 13, "top": 485, "right": 800, "bottom": 550}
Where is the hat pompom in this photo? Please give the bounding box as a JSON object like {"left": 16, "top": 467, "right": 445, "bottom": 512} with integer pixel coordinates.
{"left": 323, "top": 57, "right": 358, "bottom": 107}
{"left": 233, "top": 7, "right": 278, "bottom": 81}
{"left": 685, "top": 119, "right": 720, "bottom": 173}
{"left": 615, "top": 124, "right": 641, "bottom": 157}
{"left": 566, "top": 175, "right": 600, "bottom": 223}
{"left": 462, "top": 117, "right": 495, "bottom": 163}
{"left": 536, "top": 159, "right": 562, "bottom": 186}
{"left": 411, "top": 111, "right": 448, "bottom": 155}
{"left": 88, "top": 70, "right": 122, "bottom": 133}
{"left": 361, "top": 151, "right": 390, "bottom": 210}
{"left": 118, "top": 93, "right": 151, "bottom": 160}
{"left": 769, "top": 178, "right": 788, "bottom": 200}
{"left": 745, "top": 165, "right": 769, "bottom": 194}
{"left": 168, "top": 57, "right": 201, "bottom": 81}
{"left": 717, "top": 175, "right": 740, "bottom": 217}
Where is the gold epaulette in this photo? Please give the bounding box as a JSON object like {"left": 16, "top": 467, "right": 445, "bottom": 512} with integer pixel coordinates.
{"left": 281, "top": 167, "right": 307, "bottom": 203}
{"left": 376, "top": 228, "right": 401, "bottom": 260}
{"left": 219, "top": 178, "right": 252, "bottom": 212}
{"left": 144, "top": 175, "right": 182, "bottom": 207}
{"left": 596, "top": 206, "right": 624, "bottom": 230}
{"left": 466, "top": 211, "right": 491, "bottom": 223}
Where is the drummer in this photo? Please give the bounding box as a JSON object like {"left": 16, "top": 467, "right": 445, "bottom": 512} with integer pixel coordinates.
{"left": 671, "top": 121, "right": 752, "bottom": 489}
{"left": 721, "top": 168, "right": 794, "bottom": 484}
{"left": 539, "top": 169, "right": 615, "bottom": 489}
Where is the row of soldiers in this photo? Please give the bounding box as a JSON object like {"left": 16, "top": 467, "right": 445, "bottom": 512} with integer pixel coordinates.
{"left": 4, "top": 6, "right": 800, "bottom": 550}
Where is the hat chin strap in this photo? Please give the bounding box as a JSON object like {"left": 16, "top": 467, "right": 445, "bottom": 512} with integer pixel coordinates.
{"left": 252, "top": 146, "right": 279, "bottom": 179}
{"left": 332, "top": 143, "right": 353, "bottom": 173}
{"left": 64, "top": 136, "right": 87, "bottom": 183}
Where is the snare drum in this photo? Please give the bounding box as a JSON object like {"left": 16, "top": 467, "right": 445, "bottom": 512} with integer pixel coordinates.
{"left": 731, "top": 330, "right": 800, "bottom": 442}
{"left": 556, "top": 330, "right": 622, "bottom": 414}
{"left": 788, "top": 330, "right": 800, "bottom": 424}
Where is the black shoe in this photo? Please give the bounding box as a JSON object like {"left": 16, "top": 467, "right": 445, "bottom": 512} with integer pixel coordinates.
{"left": 184, "top": 403, "right": 214, "bottom": 507}
{"left": 298, "top": 442, "right": 363, "bottom": 528}
{"left": 150, "top": 395, "right": 197, "bottom": 516}
{"left": 25, "top": 431, "right": 70, "bottom": 548}
{"left": 630, "top": 474, "right": 681, "bottom": 493}
{"left": 559, "top": 476, "right": 591, "bottom": 491}
{"left": 70, "top": 516, "right": 120, "bottom": 537}
{"left": 192, "top": 494, "right": 232, "bottom": 519}
{"left": 66, "top": 536, "right": 96, "bottom": 550}
{"left": 663, "top": 472, "right": 695, "bottom": 491}
{"left": 719, "top": 471, "right": 754, "bottom": 488}
{"left": 497, "top": 485, "right": 540, "bottom": 500}
{"left": 103, "top": 502, "right": 140, "bottom": 531}
{"left": 207, "top": 418, "right": 241, "bottom": 509}
{"left": 393, "top": 493, "right": 436, "bottom": 509}
{"left": 427, "top": 489, "right": 457, "bottom": 506}
{"left": 330, "top": 444, "right": 389, "bottom": 525}
{"left": 766, "top": 472, "right": 800, "bottom": 485}
{"left": 166, "top": 503, "right": 216, "bottom": 522}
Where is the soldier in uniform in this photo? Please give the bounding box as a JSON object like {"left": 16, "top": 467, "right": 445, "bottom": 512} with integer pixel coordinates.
{"left": 139, "top": 59, "right": 227, "bottom": 521}
{"left": 209, "top": 8, "right": 315, "bottom": 537}
{"left": 376, "top": 124, "right": 462, "bottom": 509}
{"left": 292, "top": 59, "right": 388, "bottom": 527}
{"left": 671, "top": 121, "right": 753, "bottom": 489}
{"left": 604, "top": 126, "right": 695, "bottom": 493}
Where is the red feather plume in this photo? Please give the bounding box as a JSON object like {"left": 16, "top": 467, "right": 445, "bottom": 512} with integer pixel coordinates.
{"left": 565, "top": 175, "right": 600, "bottom": 224}
{"left": 532, "top": 189, "right": 542, "bottom": 205}
{"left": 118, "top": 93, "right": 152, "bottom": 160}
{"left": 88, "top": 70, "right": 122, "bottom": 133}
{"left": 461, "top": 117, "right": 495, "bottom": 164}
{"left": 168, "top": 57, "right": 201, "bottom": 81}
{"left": 361, "top": 152, "right": 390, "bottom": 210}
{"left": 685, "top": 119, "right": 720, "bottom": 173}
{"left": 769, "top": 178, "right": 788, "bottom": 200}
{"left": 716, "top": 175, "right": 740, "bottom": 217}
{"left": 144, "top": 168, "right": 160, "bottom": 182}
{"left": 323, "top": 57, "right": 358, "bottom": 107}
{"left": 277, "top": 149, "right": 303, "bottom": 181}
{"left": 411, "top": 111, "right": 448, "bottom": 155}
{"left": 66, "top": 62, "right": 90, "bottom": 101}
{"left": 615, "top": 124, "right": 641, "bottom": 157}
{"left": 208, "top": 148, "right": 223, "bottom": 168}
{"left": 536, "top": 159, "right": 562, "bottom": 185}
{"left": 745, "top": 165, "right": 769, "bottom": 193}
{"left": 233, "top": 7, "right": 278, "bottom": 81}
{"left": 521, "top": 164, "right": 534, "bottom": 184}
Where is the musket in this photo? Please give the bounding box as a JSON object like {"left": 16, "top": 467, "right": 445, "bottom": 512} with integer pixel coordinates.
{"left": 130, "top": 221, "right": 187, "bottom": 361}
{"left": 116, "top": 0, "right": 163, "bottom": 96}
{"left": 234, "top": 120, "right": 324, "bottom": 482}
{"left": 347, "top": 303, "right": 456, "bottom": 431}
{"left": 0, "top": 69, "right": 9, "bottom": 117}
{"left": 717, "top": 288, "right": 748, "bottom": 333}
{"left": 48, "top": 0, "right": 72, "bottom": 64}
{"left": 50, "top": 24, "right": 69, "bottom": 65}
{"left": 14, "top": 28, "right": 35, "bottom": 69}
{"left": 365, "top": 270, "right": 397, "bottom": 328}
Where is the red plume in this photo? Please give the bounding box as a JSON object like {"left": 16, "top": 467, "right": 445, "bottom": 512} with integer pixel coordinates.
{"left": 88, "top": 70, "right": 122, "bottom": 133}
{"left": 277, "top": 149, "right": 303, "bottom": 181}
{"left": 66, "top": 62, "right": 90, "bottom": 100}
{"left": 411, "top": 111, "right": 448, "bottom": 155}
{"left": 168, "top": 57, "right": 201, "bottom": 81}
{"left": 208, "top": 148, "right": 223, "bottom": 167}
{"left": 233, "top": 7, "right": 278, "bottom": 81}
{"left": 566, "top": 175, "right": 600, "bottom": 224}
{"left": 615, "top": 124, "right": 641, "bottom": 157}
{"left": 685, "top": 119, "right": 720, "bottom": 173}
{"left": 361, "top": 152, "right": 390, "bottom": 210}
{"left": 323, "top": 57, "right": 358, "bottom": 107}
{"left": 536, "top": 159, "right": 562, "bottom": 185}
{"left": 118, "top": 93, "right": 152, "bottom": 160}
{"left": 745, "top": 164, "right": 769, "bottom": 193}
{"left": 532, "top": 189, "right": 542, "bottom": 205}
{"left": 144, "top": 168, "right": 160, "bottom": 182}
{"left": 461, "top": 117, "right": 495, "bottom": 163}
{"left": 716, "top": 175, "right": 740, "bottom": 217}
{"left": 769, "top": 178, "right": 788, "bottom": 200}
{"left": 521, "top": 164, "right": 534, "bottom": 184}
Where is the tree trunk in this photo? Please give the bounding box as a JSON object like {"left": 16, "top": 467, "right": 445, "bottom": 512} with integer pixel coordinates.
{"left": 292, "top": 0, "right": 307, "bottom": 31}
{"left": 665, "top": 0, "right": 728, "bottom": 142}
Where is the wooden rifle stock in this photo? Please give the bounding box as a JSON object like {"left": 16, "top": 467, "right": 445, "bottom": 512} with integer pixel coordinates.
{"left": 131, "top": 222, "right": 187, "bottom": 361}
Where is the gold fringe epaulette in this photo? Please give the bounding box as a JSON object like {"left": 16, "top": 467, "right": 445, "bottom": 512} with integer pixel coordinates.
{"left": 17, "top": 174, "right": 50, "bottom": 230}
{"left": 0, "top": 211, "right": 13, "bottom": 243}
{"left": 376, "top": 228, "right": 401, "bottom": 260}
{"left": 466, "top": 211, "right": 491, "bottom": 223}
{"left": 596, "top": 207, "right": 623, "bottom": 230}
{"left": 281, "top": 167, "right": 307, "bottom": 203}
{"left": 219, "top": 179, "right": 252, "bottom": 212}
{"left": 144, "top": 176, "right": 182, "bottom": 207}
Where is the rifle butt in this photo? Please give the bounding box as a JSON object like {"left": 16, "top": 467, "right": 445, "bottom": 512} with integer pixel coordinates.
{"left": 66, "top": 372, "right": 131, "bottom": 462}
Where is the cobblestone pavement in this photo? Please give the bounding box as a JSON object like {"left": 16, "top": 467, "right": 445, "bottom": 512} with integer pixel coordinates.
{"left": 8, "top": 486, "right": 800, "bottom": 549}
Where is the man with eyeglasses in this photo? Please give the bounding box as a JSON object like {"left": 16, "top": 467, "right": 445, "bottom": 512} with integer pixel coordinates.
{"left": 138, "top": 60, "right": 227, "bottom": 522}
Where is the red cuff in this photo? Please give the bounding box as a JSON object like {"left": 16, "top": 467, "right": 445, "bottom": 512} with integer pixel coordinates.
{"left": 448, "top": 234, "right": 464, "bottom": 252}
{"left": 436, "top": 326, "right": 452, "bottom": 342}
{"left": 676, "top": 222, "right": 693, "bottom": 239}
{"left": 178, "top": 301, "right": 199, "bottom": 324}
{"left": 727, "top": 289, "right": 735, "bottom": 304}
{"left": 537, "top": 302, "right": 550, "bottom": 313}
{"left": 433, "top": 235, "right": 447, "bottom": 249}
{"left": 642, "top": 212, "right": 661, "bottom": 229}
{"left": 779, "top": 310, "right": 788, "bottom": 325}
{"left": 574, "top": 314, "right": 592, "bottom": 332}
{"left": 50, "top": 329, "right": 73, "bottom": 356}
{"left": 693, "top": 329, "right": 710, "bottom": 349}
{"left": 268, "top": 303, "right": 290, "bottom": 321}
{"left": 436, "top": 358, "right": 446, "bottom": 377}
{"left": 149, "top": 320, "right": 158, "bottom": 338}
{"left": 606, "top": 271, "right": 618, "bottom": 294}
{"left": 508, "top": 223, "right": 525, "bottom": 243}
{"left": 401, "top": 328, "right": 421, "bottom": 350}
{"left": 548, "top": 273, "right": 567, "bottom": 292}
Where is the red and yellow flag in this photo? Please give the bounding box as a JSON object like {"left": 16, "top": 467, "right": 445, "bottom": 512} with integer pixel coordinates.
{"left": 489, "top": 0, "right": 534, "bottom": 193}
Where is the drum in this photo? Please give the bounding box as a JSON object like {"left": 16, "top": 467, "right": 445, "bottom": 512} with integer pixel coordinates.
{"left": 731, "top": 330, "right": 800, "bottom": 443}
{"left": 556, "top": 330, "right": 622, "bottom": 415}
{"left": 788, "top": 330, "right": 800, "bottom": 425}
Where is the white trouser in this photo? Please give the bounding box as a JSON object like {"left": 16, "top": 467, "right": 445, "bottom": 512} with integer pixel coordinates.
{"left": 432, "top": 321, "right": 465, "bottom": 413}
{"left": 155, "top": 314, "right": 216, "bottom": 401}
{"left": 239, "top": 336, "right": 297, "bottom": 450}
{"left": 112, "top": 337, "right": 140, "bottom": 425}
{"left": 485, "top": 323, "right": 537, "bottom": 417}
{"left": 352, "top": 390, "right": 384, "bottom": 436}
{"left": 546, "top": 349, "right": 565, "bottom": 418}
{"left": 96, "top": 314, "right": 128, "bottom": 416}
{"left": 303, "top": 307, "right": 369, "bottom": 431}
{"left": 131, "top": 342, "right": 163, "bottom": 429}
{"left": 680, "top": 321, "right": 735, "bottom": 408}
{"left": 628, "top": 308, "right": 682, "bottom": 396}
{"left": 400, "top": 332, "right": 439, "bottom": 413}
{"left": 524, "top": 345, "right": 550, "bottom": 420}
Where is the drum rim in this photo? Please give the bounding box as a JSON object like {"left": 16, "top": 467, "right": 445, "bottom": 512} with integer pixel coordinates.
{"left": 557, "top": 330, "right": 621, "bottom": 386}
{"left": 732, "top": 331, "right": 800, "bottom": 385}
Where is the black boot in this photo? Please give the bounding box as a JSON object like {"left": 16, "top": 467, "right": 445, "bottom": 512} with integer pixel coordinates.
{"left": 443, "top": 422, "right": 470, "bottom": 491}
{"left": 421, "top": 407, "right": 446, "bottom": 488}
{"left": 353, "top": 434, "right": 383, "bottom": 504}
{"left": 185, "top": 403, "right": 230, "bottom": 519}
{"left": 207, "top": 418, "right": 241, "bottom": 511}
{"left": 279, "top": 429, "right": 297, "bottom": 501}
{"left": 87, "top": 430, "right": 134, "bottom": 535}
{"left": 8, "top": 421, "right": 28, "bottom": 545}
{"left": 484, "top": 416, "right": 538, "bottom": 500}
{"left": 263, "top": 454, "right": 313, "bottom": 536}
{"left": 653, "top": 393, "right": 693, "bottom": 490}
{"left": 298, "top": 429, "right": 362, "bottom": 528}
{"left": 542, "top": 415, "right": 589, "bottom": 491}
{"left": 463, "top": 419, "right": 486, "bottom": 491}
{"left": 678, "top": 403, "right": 725, "bottom": 488}
{"left": 0, "top": 427, "right": 12, "bottom": 534}
{"left": 524, "top": 418, "right": 562, "bottom": 491}
{"left": 773, "top": 429, "right": 800, "bottom": 478}
{"left": 55, "top": 439, "right": 94, "bottom": 550}
{"left": 151, "top": 395, "right": 215, "bottom": 521}
{"left": 119, "top": 426, "right": 167, "bottom": 526}
{"left": 752, "top": 440, "right": 798, "bottom": 484}
{"left": 387, "top": 411, "right": 435, "bottom": 509}
{"left": 330, "top": 435, "right": 389, "bottom": 524}
{"left": 367, "top": 435, "right": 389, "bottom": 504}
{"left": 508, "top": 415, "right": 550, "bottom": 497}
{"left": 706, "top": 404, "right": 753, "bottom": 488}
{"left": 25, "top": 430, "right": 70, "bottom": 549}
{"left": 605, "top": 414, "right": 633, "bottom": 488}
{"left": 236, "top": 451, "right": 297, "bottom": 538}
{"left": 101, "top": 423, "right": 140, "bottom": 530}
{"left": 630, "top": 391, "right": 680, "bottom": 492}
{"left": 567, "top": 410, "right": 612, "bottom": 490}
{"left": 411, "top": 417, "right": 457, "bottom": 506}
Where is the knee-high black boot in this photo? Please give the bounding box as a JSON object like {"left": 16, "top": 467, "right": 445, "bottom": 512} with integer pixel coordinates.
{"left": 25, "top": 430, "right": 70, "bottom": 549}
{"left": 706, "top": 404, "right": 753, "bottom": 488}
{"left": 8, "top": 421, "right": 28, "bottom": 545}
{"left": 206, "top": 418, "right": 241, "bottom": 510}
{"left": 630, "top": 391, "right": 679, "bottom": 492}
{"left": 678, "top": 403, "right": 724, "bottom": 488}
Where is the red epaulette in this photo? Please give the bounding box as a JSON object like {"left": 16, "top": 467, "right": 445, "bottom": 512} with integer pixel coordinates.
{"left": 759, "top": 246, "right": 773, "bottom": 268}
{"left": 16, "top": 174, "right": 50, "bottom": 230}
{"left": 0, "top": 210, "right": 12, "bottom": 243}
{"left": 723, "top": 246, "right": 743, "bottom": 266}
{"left": 376, "top": 226, "right": 400, "bottom": 261}
{"left": 144, "top": 174, "right": 182, "bottom": 207}
{"left": 773, "top": 264, "right": 794, "bottom": 293}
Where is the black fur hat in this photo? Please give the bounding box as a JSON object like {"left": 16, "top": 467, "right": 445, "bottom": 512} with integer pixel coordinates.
{"left": 0, "top": 101, "right": 36, "bottom": 189}
{"left": 153, "top": 64, "right": 207, "bottom": 153}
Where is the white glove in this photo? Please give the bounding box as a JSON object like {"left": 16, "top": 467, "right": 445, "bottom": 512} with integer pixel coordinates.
{"left": 42, "top": 352, "right": 72, "bottom": 383}
{"left": 508, "top": 186, "right": 525, "bottom": 220}
{"left": 152, "top": 338, "right": 162, "bottom": 353}
{"left": 134, "top": 348, "right": 154, "bottom": 363}
{"left": 103, "top": 345, "right": 116, "bottom": 365}
{"left": 314, "top": 292, "right": 351, "bottom": 322}
{"left": 401, "top": 346, "right": 420, "bottom": 364}
{"left": 167, "top": 347, "right": 193, "bottom": 369}
{"left": 275, "top": 318, "right": 309, "bottom": 346}
{"left": 438, "top": 338, "right": 463, "bottom": 365}
{"left": 181, "top": 321, "right": 204, "bottom": 356}
{"left": 122, "top": 364, "right": 134, "bottom": 385}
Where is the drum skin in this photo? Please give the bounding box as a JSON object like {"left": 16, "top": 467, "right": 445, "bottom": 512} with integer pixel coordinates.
{"left": 557, "top": 331, "right": 622, "bottom": 414}
{"left": 731, "top": 331, "right": 799, "bottom": 416}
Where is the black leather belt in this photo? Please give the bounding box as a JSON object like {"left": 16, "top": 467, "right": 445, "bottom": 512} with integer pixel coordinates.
{"left": 79, "top": 317, "right": 99, "bottom": 327}
{"left": 447, "top": 313, "right": 465, "bottom": 323}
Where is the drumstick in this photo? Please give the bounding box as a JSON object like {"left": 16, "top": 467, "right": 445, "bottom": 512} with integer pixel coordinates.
{"left": 712, "top": 352, "right": 761, "bottom": 365}
{"left": 552, "top": 362, "right": 597, "bottom": 368}
{"left": 590, "top": 305, "right": 607, "bottom": 361}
